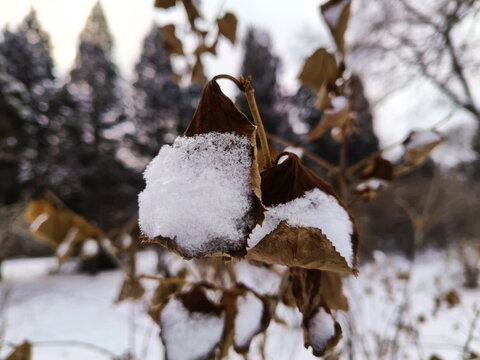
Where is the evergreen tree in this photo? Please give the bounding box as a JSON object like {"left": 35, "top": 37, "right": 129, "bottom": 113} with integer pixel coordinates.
{"left": 55, "top": 1, "right": 139, "bottom": 230}
{"left": 0, "top": 55, "right": 31, "bottom": 204}
{"left": 0, "top": 10, "right": 54, "bottom": 91}
{"left": 0, "top": 10, "right": 56, "bottom": 198}
{"left": 237, "top": 27, "right": 292, "bottom": 138}
{"left": 131, "top": 26, "right": 182, "bottom": 158}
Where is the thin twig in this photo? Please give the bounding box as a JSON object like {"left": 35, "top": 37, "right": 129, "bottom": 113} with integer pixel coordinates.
{"left": 463, "top": 308, "right": 480, "bottom": 359}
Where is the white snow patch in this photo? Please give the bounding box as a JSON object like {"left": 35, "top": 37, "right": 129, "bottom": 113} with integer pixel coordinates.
{"left": 278, "top": 147, "right": 304, "bottom": 164}
{"left": 234, "top": 292, "right": 264, "bottom": 349}
{"left": 248, "top": 188, "right": 354, "bottom": 267}
{"left": 138, "top": 132, "right": 254, "bottom": 257}
{"left": 82, "top": 239, "right": 99, "bottom": 257}
{"left": 29, "top": 213, "right": 49, "bottom": 233}
{"left": 406, "top": 130, "right": 443, "bottom": 150}
{"left": 356, "top": 178, "right": 389, "bottom": 192}
{"left": 307, "top": 307, "right": 335, "bottom": 353}
{"left": 56, "top": 227, "right": 79, "bottom": 258}
{"left": 322, "top": 0, "right": 349, "bottom": 28}
{"left": 234, "top": 262, "right": 283, "bottom": 296}
{"left": 324, "top": 95, "right": 348, "bottom": 114}
{"left": 122, "top": 235, "right": 132, "bottom": 249}
{"left": 159, "top": 298, "right": 225, "bottom": 360}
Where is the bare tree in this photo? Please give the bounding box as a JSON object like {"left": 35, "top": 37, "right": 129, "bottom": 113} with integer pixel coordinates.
{"left": 349, "top": 0, "right": 480, "bottom": 122}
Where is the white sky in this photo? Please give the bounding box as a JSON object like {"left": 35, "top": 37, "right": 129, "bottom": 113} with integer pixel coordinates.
{"left": 0, "top": 0, "right": 477, "bottom": 164}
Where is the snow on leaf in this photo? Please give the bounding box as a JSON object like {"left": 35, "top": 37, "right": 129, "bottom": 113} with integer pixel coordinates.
{"left": 234, "top": 261, "right": 283, "bottom": 296}
{"left": 81, "top": 238, "right": 100, "bottom": 258}
{"left": 307, "top": 307, "right": 342, "bottom": 356}
{"left": 139, "top": 78, "right": 264, "bottom": 259}
{"left": 247, "top": 153, "right": 358, "bottom": 273}
{"left": 396, "top": 129, "right": 445, "bottom": 176}
{"left": 233, "top": 291, "right": 270, "bottom": 352}
{"left": 290, "top": 268, "right": 343, "bottom": 357}
{"left": 159, "top": 287, "right": 225, "bottom": 360}
{"left": 139, "top": 133, "right": 255, "bottom": 258}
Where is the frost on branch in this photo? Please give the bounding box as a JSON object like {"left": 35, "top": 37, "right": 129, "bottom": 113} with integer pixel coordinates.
{"left": 138, "top": 79, "right": 264, "bottom": 258}
{"left": 247, "top": 153, "right": 359, "bottom": 273}
{"left": 159, "top": 287, "right": 226, "bottom": 360}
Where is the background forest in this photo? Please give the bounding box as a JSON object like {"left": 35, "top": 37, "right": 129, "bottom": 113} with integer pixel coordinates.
{"left": 0, "top": 0, "right": 480, "bottom": 359}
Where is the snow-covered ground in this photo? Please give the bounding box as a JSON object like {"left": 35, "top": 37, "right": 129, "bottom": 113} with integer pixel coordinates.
{"left": 0, "top": 249, "right": 478, "bottom": 360}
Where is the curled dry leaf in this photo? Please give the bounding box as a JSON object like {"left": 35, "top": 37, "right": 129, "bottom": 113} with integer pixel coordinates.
{"left": 5, "top": 341, "right": 31, "bottom": 360}
{"left": 396, "top": 129, "right": 445, "bottom": 175}
{"left": 139, "top": 78, "right": 264, "bottom": 259}
{"left": 291, "top": 268, "right": 342, "bottom": 357}
{"left": 299, "top": 48, "right": 338, "bottom": 92}
{"left": 160, "top": 24, "right": 184, "bottom": 56}
{"left": 355, "top": 155, "right": 393, "bottom": 200}
{"left": 26, "top": 196, "right": 106, "bottom": 265}
{"left": 307, "top": 96, "right": 351, "bottom": 142}
{"left": 159, "top": 286, "right": 226, "bottom": 360}
{"left": 320, "top": 0, "right": 351, "bottom": 56}
{"left": 154, "top": 0, "right": 177, "bottom": 9}
{"left": 219, "top": 287, "right": 271, "bottom": 355}
{"left": 217, "top": 12, "right": 238, "bottom": 44}
{"left": 246, "top": 153, "right": 358, "bottom": 274}
{"left": 314, "top": 83, "right": 333, "bottom": 110}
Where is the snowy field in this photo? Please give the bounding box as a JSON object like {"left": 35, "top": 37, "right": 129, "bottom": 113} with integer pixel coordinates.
{"left": 0, "top": 249, "right": 478, "bottom": 360}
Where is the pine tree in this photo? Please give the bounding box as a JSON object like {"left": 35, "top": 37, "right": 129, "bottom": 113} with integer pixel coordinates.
{"left": 237, "top": 27, "right": 292, "bottom": 138}
{"left": 55, "top": 1, "right": 139, "bottom": 230}
{"left": 0, "top": 9, "right": 54, "bottom": 91}
{"left": 0, "top": 10, "right": 56, "bottom": 197}
{"left": 0, "top": 55, "right": 31, "bottom": 204}
{"left": 131, "top": 26, "right": 182, "bottom": 158}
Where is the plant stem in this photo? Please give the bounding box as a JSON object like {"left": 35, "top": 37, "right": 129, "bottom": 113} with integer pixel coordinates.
{"left": 212, "top": 74, "right": 273, "bottom": 168}
{"left": 241, "top": 76, "right": 273, "bottom": 168}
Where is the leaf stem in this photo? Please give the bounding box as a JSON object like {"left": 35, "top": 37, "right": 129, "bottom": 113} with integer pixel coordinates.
{"left": 241, "top": 76, "right": 273, "bottom": 168}
{"left": 212, "top": 74, "right": 273, "bottom": 168}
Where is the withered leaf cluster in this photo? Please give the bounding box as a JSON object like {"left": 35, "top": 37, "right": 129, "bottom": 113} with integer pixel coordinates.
{"left": 139, "top": 76, "right": 360, "bottom": 357}
{"left": 154, "top": 0, "right": 238, "bottom": 83}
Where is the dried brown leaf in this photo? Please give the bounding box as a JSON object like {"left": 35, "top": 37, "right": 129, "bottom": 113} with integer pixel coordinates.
{"left": 116, "top": 277, "right": 145, "bottom": 303}
{"left": 181, "top": 0, "right": 201, "bottom": 31}
{"left": 154, "top": 0, "right": 176, "bottom": 9}
{"left": 148, "top": 78, "right": 265, "bottom": 259}
{"left": 217, "top": 12, "right": 238, "bottom": 44}
{"left": 299, "top": 48, "right": 338, "bottom": 91}
{"left": 194, "top": 39, "right": 218, "bottom": 56}
{"left": 320, "top": 0, "right": 351, "bottom": 56}
{"left": 191, "top": 56, "right": 206, "bottom": 84}
{"left": 359, "top": 155, "right": 393, "bottom": 181}
{"left": 5, "top": 341, "right": 31, "bottom": 360}
{"left": 160, "top": 24, "right": 184, "bottom": 55}
{"left": 247, "top": 153, "right": 358, "bottom": 273}
{"left": 159, "top": 286, "right": 225, "bottom": 360}
{"left": 396, "top": 130, "right": 445, "bottom": 176}
{"left": 291, "top": 268, "right": 343, "bottom": 356}
{"left": 308, "top": 96, "right": 350, "bottom": 142}
{"left": 320, "top": 271, "right": 349, "bottom": 311}
{"left": 314, "top": 83, "right": 333, "bottom": 110}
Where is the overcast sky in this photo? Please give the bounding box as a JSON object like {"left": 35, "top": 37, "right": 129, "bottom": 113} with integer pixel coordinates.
{"left": 0, "top": 0, "right": 477, "bottom": 164}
